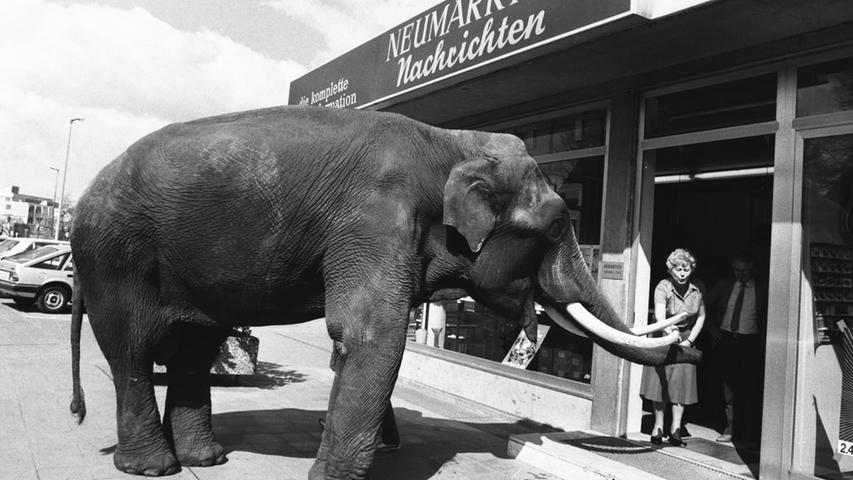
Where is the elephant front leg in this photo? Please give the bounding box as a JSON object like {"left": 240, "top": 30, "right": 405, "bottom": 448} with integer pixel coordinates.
{"left": 311, "top": 306, "right": 409, "bottom": 479}
{"left": 163, "top": 326, "right": 229, "bottom": 467}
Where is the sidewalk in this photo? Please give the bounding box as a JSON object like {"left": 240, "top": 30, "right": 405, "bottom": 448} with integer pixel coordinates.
{"left": 0, "top": 300, "right": 560, "bottom": 480}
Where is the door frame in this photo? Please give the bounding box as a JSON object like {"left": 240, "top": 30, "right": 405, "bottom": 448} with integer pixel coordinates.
{"left": 627, "top": 74, "right": 783, "bottom": 437}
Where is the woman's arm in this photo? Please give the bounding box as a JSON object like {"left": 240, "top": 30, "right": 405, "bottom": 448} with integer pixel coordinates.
{"left": 655, "top": 301, "right": 679, "bottom": 337}
{"left": 654, "top": 301, "right": 667, "bottom": 323}
{"left": 682, "top": 299, "right": 706, "bottom": 347}
{"left": 653, "top": 280, "right": 674, "bottom": 333}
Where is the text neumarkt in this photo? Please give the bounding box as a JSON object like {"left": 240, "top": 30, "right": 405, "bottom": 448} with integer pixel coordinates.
{"left": 385, "top": 0, "right": 547, "bottom": 88}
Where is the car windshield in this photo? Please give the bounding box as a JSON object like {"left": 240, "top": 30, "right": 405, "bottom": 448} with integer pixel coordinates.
{"left": 6, "top": 246, "right": 64, "bottom": 263}
{"left": 0, "top": 239, "right": 20, "bottom": 254}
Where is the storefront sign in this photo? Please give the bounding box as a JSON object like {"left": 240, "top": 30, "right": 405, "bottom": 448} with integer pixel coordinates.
{"left": 291, "top": 41, "right": 379, "bottom": 109}
{"left": 600, "top": 261, "right": 624, "bottom": 280}
{"left": 289, "top": 0, "right": 633, "bottom": 109}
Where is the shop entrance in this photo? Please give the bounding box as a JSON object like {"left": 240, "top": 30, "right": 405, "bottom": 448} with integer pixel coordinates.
{"left": 649, "top": 174, "right": 773, "bottom": 429}
{"left": 634, "top": 135, "right": 774, "bottom": 477}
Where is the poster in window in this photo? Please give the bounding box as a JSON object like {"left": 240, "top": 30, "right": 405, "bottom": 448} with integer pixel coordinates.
{"left": 838, "top": 319, "right": 853, "bottom": 456}
{"left": 501, "top": 325, "right": 550, "bottom": 369}
{"left": 579, "top": 244, "right": 601, "bottom": 280}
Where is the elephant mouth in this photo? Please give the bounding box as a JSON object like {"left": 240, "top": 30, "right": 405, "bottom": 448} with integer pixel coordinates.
{"left": 543, "top": 302, "right": 686, "bottom": 349}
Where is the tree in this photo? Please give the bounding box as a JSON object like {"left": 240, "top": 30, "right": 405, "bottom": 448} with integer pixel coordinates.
{"left": 58, "top": 193, "right": 76, "bottom": 241}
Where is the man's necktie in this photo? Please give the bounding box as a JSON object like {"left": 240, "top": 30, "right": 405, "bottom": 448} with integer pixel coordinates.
{"left": 730, "top": 282, "right": 745, "bottom": 333}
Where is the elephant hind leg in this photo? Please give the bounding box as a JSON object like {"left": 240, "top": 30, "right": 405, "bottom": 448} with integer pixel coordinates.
{"left": 162, "top": 324, "right": 230, "bottom": 467}
{"left": 86, "top": 282, "right": 213, "bottom": 476}
{"left": 92, "top": 308, "right": 179, "bottom": 476}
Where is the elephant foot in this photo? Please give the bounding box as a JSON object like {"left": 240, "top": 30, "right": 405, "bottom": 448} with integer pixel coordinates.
{"left": 309, "top": 458, "right": 370, "bottom": 480}
{"left": 114, "top": 449, "right": 180, "bottom": 477}
{"left": 175, "top": 441, "right": 228, "bottom": 467}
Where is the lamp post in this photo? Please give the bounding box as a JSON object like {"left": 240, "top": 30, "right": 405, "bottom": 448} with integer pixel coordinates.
{"left": 49, "top": 166, "right": 60, "bottom": 239}
{"left": 56, "top": 117, "right": 84, "bottom": 240}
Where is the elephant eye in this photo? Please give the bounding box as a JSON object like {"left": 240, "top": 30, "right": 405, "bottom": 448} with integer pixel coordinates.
{"left": 546, "top": 217, "right": 567, "bottom": 242}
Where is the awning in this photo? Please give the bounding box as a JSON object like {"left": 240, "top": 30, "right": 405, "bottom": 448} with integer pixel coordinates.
{"left": 289, "top": 0, "right": 853, "bottom": 126}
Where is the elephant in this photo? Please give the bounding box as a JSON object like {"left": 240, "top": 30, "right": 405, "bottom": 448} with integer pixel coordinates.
{"left": 68, "top": 105, "right": 700, "bottom": 479}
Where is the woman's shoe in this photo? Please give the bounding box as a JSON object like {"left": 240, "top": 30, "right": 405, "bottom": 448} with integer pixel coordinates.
{"left": 650, "top": 428, "right": 663, "bottom": 445}
{"left": 669, "top": 428, "right": 686, "bottom": 447}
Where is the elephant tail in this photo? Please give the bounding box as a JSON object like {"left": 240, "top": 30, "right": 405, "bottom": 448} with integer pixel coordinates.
{"left": 70, "top": 273, "right": 86, "bottom": 424}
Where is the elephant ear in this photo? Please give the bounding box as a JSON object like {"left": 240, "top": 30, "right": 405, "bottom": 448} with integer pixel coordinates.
{"left": 443, "top": 159, "right": 496, "bottom": 253}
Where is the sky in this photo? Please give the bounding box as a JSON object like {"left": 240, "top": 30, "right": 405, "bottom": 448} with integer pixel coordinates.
{"left": 1, "top": 0, "right": 441, "bottom": 204}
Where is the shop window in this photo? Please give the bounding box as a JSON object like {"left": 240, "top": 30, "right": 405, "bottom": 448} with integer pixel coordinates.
{"left": 538, "top": 157, "right": 603, "bottom": 245}
{"left": 410, "top": 156, "right": 604, "bottom": 385}
{"left": 655, "top": 135, "right": 775, "bottom": 177}
{"left": 797, "top": 57, "right": 853, "bottom": 117}
{"left": 501, "top": 109, "right": 606, "bottom": 156}
{"left": 645, "top": 74, "right": 777, "bottom": 138}
{"left": 799, "top": 133, "right": 853, "bottom": 479}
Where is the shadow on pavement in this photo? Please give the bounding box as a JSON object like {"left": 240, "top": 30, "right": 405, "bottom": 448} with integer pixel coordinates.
{"left": 212, "top": 406, "right": 544, "bottom": 480}
{"left": 153, "top": 361, "right": 308, "bottom": 389}
{"left": 2, "top": 299, "right": 40, "bottom": 313}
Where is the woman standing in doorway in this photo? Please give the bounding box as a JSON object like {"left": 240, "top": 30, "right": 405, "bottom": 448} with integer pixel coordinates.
{"left": 640, "top": 248, "right": 706, "bottom": 446}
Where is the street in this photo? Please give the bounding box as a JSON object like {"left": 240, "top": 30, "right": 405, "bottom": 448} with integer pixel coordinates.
{"left": 0, "top": 297, "right": 558, "bottom": 480}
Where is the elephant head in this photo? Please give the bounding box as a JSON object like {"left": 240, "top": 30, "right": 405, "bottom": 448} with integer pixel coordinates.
{"left": 442, "top": 130, "right": 699, "bottom": 366}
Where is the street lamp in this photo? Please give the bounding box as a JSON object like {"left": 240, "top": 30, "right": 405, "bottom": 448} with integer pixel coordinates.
{"left": 49, "top": 166, "right": 60, "bottom": 239}
{"left": 56, "top": 117, "right": 84, "bottom": 240}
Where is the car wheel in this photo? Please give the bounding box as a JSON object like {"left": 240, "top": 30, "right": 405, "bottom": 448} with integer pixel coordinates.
{"left": 12, "top": 297, "right": 35, "bottom": 306}
{"left": 37, "top": 285, "right": 70, "bottom": 313}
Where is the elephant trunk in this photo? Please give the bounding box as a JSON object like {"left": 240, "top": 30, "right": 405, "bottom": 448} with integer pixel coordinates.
{"left": 536, "top": 231, "right": 701, "bottom": 366}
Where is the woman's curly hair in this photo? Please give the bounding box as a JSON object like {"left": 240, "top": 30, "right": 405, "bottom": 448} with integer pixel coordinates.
{"left": 666, "top": 248, "right": 697, "bottom": 271}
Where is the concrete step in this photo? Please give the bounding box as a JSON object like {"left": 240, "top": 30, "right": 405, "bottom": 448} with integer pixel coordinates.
{"left": 509, "top": 431, "right": 755, "bottom": 480}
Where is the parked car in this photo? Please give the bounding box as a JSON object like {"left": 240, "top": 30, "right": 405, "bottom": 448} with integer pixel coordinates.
{"left": 0, "top": 237, "right": 70, "bottom": 261}
{"left": 0, "top": 244, "right": 75, "bottom": 313}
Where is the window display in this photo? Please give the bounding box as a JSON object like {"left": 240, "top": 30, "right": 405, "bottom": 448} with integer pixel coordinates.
{"left": 800, "top": 133, "right": 853, "bottom": 479}
{"left": 501, "top": 109, "right": 606, "bottom": 155}
{"left": 410, "top": 153, "right": 605, "bottom": 385}
{"left": 406, "top": 107, "right": 607, "bottom": 384}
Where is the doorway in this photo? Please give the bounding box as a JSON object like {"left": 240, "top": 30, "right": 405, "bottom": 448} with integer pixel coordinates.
{"left": 635, "top": 135, "right": 774, "bottom": 477}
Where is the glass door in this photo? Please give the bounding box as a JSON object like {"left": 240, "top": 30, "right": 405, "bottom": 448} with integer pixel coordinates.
{"left": 792, "top": 126, "right": 853, "bottom": 479}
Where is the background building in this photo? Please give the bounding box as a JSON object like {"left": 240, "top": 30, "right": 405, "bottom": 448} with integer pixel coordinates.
{"left": 1, "top": 186, "right": 56, "bottom": 238}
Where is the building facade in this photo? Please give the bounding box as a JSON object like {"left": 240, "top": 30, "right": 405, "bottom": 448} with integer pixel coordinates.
{"left": 2, "top": 186, "right": 55, "bottom": 238}
{"left": 289, "top": 1, "right": 853, "bottom": 478}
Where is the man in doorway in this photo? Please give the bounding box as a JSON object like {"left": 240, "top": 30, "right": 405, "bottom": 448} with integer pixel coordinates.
{"left": 706, "top": 254, "right": 767, "bottom": 448}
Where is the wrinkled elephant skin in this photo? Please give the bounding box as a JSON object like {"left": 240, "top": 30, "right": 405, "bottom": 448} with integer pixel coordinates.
{"left": 68, "top": 106, "right": 700, "bottom": 479}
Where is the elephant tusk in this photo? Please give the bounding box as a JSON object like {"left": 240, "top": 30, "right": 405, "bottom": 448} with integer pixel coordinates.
{"left": 549, "top": 303, "right": 680, "bottom": 349}
{"left": 630, "top": 313, "right": 688, "bottom": 336}
{"left": 544, "top": 306, "right": 588, "bottom": 338}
